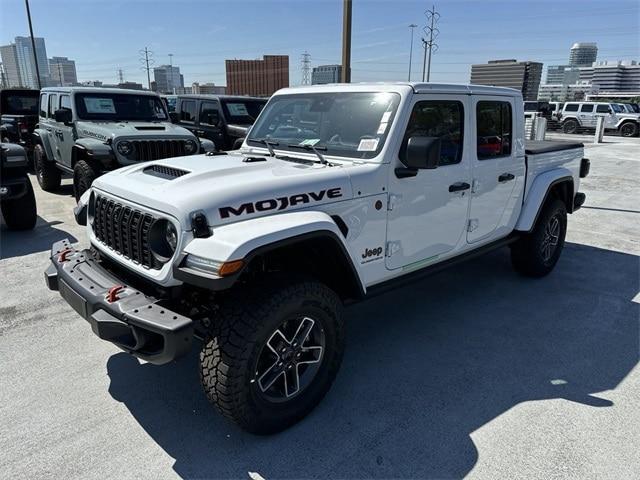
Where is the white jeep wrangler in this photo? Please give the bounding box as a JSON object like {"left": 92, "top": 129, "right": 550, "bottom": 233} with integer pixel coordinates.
{"left": 45, "top": 83, "right": 589, "bottom": 434}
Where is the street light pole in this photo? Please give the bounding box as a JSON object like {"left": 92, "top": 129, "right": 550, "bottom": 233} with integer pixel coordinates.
{"left": 408, "top": 24, "right": 417, "bottom": 81}
{"left": 24, "top": 0, "right": 42, "bottom": 89}
{"left": 341, "top": 0, "right": 352, "bottom": 83}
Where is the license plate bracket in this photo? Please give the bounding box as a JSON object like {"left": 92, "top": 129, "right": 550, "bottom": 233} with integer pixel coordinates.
{"left": 60, "top": 279, "right": 88, "bottom": 319}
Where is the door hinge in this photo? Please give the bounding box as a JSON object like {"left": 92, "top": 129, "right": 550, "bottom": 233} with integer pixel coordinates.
{"left": 386, "top": 241, "right": 401, "bottom": 257}
{"left": 471, "top": 179, "right": 479, "bottom": 194}
{"left": 388, "top": 194, "right": 400, "bottom": 211}
{"left": 467, "top": 219, "right": 479, "bottom": 232}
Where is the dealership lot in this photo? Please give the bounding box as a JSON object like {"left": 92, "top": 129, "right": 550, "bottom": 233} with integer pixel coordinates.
{"left": 1, "top": 134, "right": 638, "bottom": 479}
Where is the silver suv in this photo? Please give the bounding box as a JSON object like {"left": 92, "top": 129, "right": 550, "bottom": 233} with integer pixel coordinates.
{"left": 33, "top": 87, "right": 214, "bottom": 199}
{"left": 561, "top": 101, "right": 639, "bottom": 137}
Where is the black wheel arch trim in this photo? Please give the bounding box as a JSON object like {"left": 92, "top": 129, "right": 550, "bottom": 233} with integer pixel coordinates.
{"left": 527, "top": 176, "right": 574, "bottom": 233}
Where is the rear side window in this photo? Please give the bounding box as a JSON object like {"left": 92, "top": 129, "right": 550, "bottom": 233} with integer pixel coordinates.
{"left": 180, "top": 100, "right": 196, "bottom": 122}
{"left": 40, "top": 94, "right": 48, "bottom": 117}
{"left": 60, "top": 95, "right": 71, "bottom": 110}
{"left": 400, "top": 100, "right": 464, "bottom": 166}
{"left": 580, "top": 104, "right": 594, "bottom": 113}
{"left": 48, "top": 94, "right": 58, "bottom": 118}
{"left": 596, "top": 105, "right": 610, "bottom": 113}
{"left": 476, "top": 101, "right": 512, "bottom": 160}
{"left": 564, "top": 103, "right": 579, "bottom": 112}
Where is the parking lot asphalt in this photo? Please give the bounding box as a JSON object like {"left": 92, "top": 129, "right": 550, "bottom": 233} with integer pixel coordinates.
{"left": 1, "top": 134, "right": 638, "bottom": 480}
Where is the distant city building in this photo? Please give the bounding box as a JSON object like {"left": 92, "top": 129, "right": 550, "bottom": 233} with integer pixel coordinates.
{"left": 117, "top": 81, "right": 143, "bottom": 90}
{"left": 225, "top": 55, "right": 289, "bottom": 96}
{"left": 49, "top": 56, "right": 77, "bottom": 86}
{"left": 545, "top": 65, "right": 580, "bottom": 85}
{"left": 153, "top": 65, "right": 184, "bottom": 93}
{"left": 312, "top": 64, "right": 342, "bottom": 84}
{"left": 578, "top": 60, "right": 640, "bottom": 92}
{"left": 15, "top": 36, "right": 50, "bottom": 88}
{"left": 192, "top": 82, "right": 226, "bottom": 95}
{"left": 80, "top": 80, "right": 103, "bottom": 87}
{"left": 569, "top": 42, "right": 598, "bottom": 67}
{"left": 537, "top": 83, "right": 593, "bottom": 102}
{"left": 470, "top": 59, "right": 543, "bottom": 100}
{"left": 0, "top": 44, "right": 22, "bottom": 87}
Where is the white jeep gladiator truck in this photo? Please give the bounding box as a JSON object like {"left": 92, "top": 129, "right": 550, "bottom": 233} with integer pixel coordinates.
{"left": 45, "top": 83, "right": 590, "bottom": 434}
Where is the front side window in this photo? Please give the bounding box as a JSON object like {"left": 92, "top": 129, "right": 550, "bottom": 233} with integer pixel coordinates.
{"left": 611, "top": 104, "right": 624, "bottom": 113}
{"left": 48, "top": 94, "right": 58, "bottom": 118}
{"left": 180, "top": 100, "right": 196, "bottom": 122}
{"left": 200, "top": 101, "right": 220, "bottom": 126}
{"left": 596, "top": 105, "right": 610, "bottom": 113}
{"left": 581, "top": 104, "right": 594, "bottom": 113}
{"left": 400, "top": 100, "right": 464, "bottom": 166}
{"left": 565, "top": 103, "right": 579, "bottom": 112}
{"left": 247, "top": 92, "right": 401, "bottom": 160}
{"left": 74, "top": 93, "right": 167, "bottom": 121}
{"left": 476, "top": 101, "right": 512, "bottom": 160}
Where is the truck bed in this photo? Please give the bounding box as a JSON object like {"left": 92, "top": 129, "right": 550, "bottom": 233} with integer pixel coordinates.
{"left": 525, "top": 140, "right": 583, "bottom": 155}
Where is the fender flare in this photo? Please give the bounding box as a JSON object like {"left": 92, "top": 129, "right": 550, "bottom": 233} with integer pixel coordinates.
{"left": 174, "top": 210, "right": 365, "bottom": 296}
{"left": 73, "top": 137, "right": 115, "bottom": 168}
{"left": 32, "top": 128, "right": 56, "bottom": 160}
{"left": 515, "top": 168, "right": 574, "bottom": 232}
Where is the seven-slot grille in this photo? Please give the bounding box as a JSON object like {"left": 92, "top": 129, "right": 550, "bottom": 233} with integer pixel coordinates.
{"left": 92, "top": 195, "right": 163, "bottom": 269}
{"left": 130, "top": 139, "right": 189, "bottom": 161}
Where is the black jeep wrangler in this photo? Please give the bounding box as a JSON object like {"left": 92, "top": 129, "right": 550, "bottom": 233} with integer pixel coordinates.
{"left": 1, "top": 143, "right": 37, "bottom": 230}
{"left": 0, "top": 88, "right": 40, "bottom": 158}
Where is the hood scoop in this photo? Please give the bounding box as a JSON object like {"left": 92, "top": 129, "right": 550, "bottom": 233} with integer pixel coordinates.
{"left": 135, "top": 126, "right": 166, "bottom": 131}
{"left": 143, "top": 164, "right": 190, "bottom": 180}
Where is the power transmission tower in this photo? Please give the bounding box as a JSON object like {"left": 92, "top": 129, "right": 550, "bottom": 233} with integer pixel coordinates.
{"left": 421, "top": 5, "right": 440, "bottom": 82}
{"left": 117, "top": 68, "right": 124, "bottom": 83}
{"left": 139, "top": 47, "right": 154, "bottom": 90}
{"left": 301, "top": 51, "right": 311, "bottom": 85}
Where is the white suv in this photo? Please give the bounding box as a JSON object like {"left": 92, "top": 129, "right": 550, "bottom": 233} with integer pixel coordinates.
{"left": 561, "top": 101, "right": 639, "bottom": 137}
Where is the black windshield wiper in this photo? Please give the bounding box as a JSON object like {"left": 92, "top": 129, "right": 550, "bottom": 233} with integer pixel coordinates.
{"left": 287, "top": 144, "right": 328, "bottom": 165}
{"left": 253, "top": 138, "right": 279, "bottom": 157}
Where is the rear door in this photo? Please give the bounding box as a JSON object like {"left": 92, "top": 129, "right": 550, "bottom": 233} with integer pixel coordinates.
{"left": 385, "top": 95, "right": 471, "bottom": 270}
{"left": 579, "top": 103, "right": 595, "bottom": 127}
{"left": 467, "top": 96, "right": 525, "bottom": 243}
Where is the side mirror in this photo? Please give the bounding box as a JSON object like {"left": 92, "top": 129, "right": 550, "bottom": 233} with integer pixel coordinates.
{"left": 54, "top": 108, "right": 72, "bottom": 124}
{"left": 405, "top": 136, "right": 441, "bottom": 169}
{"left": 169, "top": 112, "right": 179, "bottom": 123}
{"left": 607, "top": 108, "right": 613, "bottom": 114}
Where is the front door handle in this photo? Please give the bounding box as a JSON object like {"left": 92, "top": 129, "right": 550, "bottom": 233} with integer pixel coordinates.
{"left": 498, "top": 173, "right": 515, "bottom": 183}
{"left": 449, "top": 182, "right": 470, "bottom": 192}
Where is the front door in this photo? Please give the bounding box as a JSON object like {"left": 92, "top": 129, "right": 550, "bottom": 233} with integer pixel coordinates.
{"left": 467, "top": 96, "right": 525, "bottom": 243}
{"left": 198, "top": 100, "right": 225, "bottom": 149}
{"left": 53, "top": 94, "right": 75, "bottom": 168}
{"left": 386, "top": 96, "right": 471, "bottom": 270}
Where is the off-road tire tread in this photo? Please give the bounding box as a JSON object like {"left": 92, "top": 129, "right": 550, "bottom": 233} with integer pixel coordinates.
{"left": 199, "top": 278, "right": 344, "bottom": 434}
{"left": 34, "top": 144, "right": 61, "bottom": 191}
{"left": 73, "top": 159, "right": 101, "bottom": 201}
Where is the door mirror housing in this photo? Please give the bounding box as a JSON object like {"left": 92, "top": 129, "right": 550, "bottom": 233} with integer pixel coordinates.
{"left": 169, "top": 111, "right": 179, "bottom": 123}
{"left": 404, "top": 136, "right": 441, "bottom": 170}
{"left": 54, "top": 108, "right": 72, "bottom": 124}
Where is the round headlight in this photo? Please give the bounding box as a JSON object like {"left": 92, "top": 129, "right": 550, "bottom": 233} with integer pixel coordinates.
{"left": 165, "top": 222, "right": 178, "bottom": 252}
{"left": 184, "top": 139, "right": 198, "bottom": 154}
{"left": 116, "top": 141, "right": 133, "bottom": 156}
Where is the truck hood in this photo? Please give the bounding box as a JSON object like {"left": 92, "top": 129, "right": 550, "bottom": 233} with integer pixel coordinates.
{"left": 92, "top": 152, "right": 355, "bottom": 228}
{"left": 76, "top": 120, "right": 195, "bottom": 142}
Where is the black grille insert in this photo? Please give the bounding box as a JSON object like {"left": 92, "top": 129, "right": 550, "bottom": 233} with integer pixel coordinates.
{"left": 143, "top": 164, "right": 190, "bottom": 179}
{"left": 92, "top": 195, "right": 163, "bottom": 269}
{"left": 130, "top": 139, "right": 188, "bottom": 161}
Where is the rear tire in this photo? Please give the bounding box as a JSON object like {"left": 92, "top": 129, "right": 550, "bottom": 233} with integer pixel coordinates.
{"left": 73, "top": 159, "right": 100, "bottom": 201}
{"left": 619, "top": 122, "right": 638, "bottom": 138}
{"left": 199, "top": 278, "right": 345, "bottom": 434}
{"left": 1, "top": 178, "right": 37, "bottom": 230}
{"left": 562, "top": 119, "right": 579, "bottom": 134}
{"left": 511, "top": 198, "right": 567, "bottom": 277}
{"left": 34, "top": 144, "right": 61, "bottom": 192}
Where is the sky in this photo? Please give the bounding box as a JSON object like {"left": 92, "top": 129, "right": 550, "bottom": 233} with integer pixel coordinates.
{"left": 1, "top": 0, "right": 638, "bottom": 87}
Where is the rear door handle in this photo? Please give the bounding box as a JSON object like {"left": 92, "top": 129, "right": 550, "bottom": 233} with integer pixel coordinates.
{"left": 498, "top": 173, "right": 515, "bottom": 183}
{"left": 448, "top": 182, "right": 470, "bottom": 192}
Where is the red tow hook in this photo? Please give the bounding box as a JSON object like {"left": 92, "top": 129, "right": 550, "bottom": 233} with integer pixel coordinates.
{"left": 106, "top": 285, "right": 125, "bottom": 303}
{"left": 58, "top": 247, "right": 74, "bottom": 262}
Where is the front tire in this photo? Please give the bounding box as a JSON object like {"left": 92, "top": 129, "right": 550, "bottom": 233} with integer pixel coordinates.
{"left": 73, "top": 159, "right": 100, "bottom": 201}
{"left": 562, "top": 119, "right": 579, "bottom": 134}
{"left": 511, "top": 198, "right": 567, "bottom": 277}
{"left": 199, "top": 278, "right": 345, "bottom": 434}
{"left": 619, "top": 122, "right": 638, "bottom": 138}
{"left": 1, "top": 178, "right": 37, "bottom": 230}
{"left": 34, "top": 144, "right": 61, "bottom": 192}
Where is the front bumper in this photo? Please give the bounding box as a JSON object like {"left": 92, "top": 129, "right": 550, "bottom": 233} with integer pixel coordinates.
{"left": 44, "top": 239, "right": 193, "bottom": 364}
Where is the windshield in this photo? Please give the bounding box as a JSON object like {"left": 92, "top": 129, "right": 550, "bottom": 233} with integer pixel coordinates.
{"left": 611, "top": 104, "right": 624, "bottom": 113}
{"left": 247, "top": 92, "right": 401, "bottom": 160}
{"left": 74, "top": 93, "right": 168, "bottom": 121}
{"left": 1, "top": 93, "right": 39, "bottom": 115}
{"left": 221, "top": 99, "right": 267, "bottom": 124}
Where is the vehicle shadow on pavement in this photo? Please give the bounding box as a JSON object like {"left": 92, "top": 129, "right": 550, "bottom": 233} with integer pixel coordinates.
{"left": 0, "top": 217, "right": 77, "bottom": 259}
{"left": 106, "top": 242, "right": 639, "bottom": 479}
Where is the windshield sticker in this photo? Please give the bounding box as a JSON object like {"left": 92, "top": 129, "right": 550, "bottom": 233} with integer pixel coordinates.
{"left": 83, "top": 97, "right": 116, "bottom": 114}
{"left": 299, "top": 138, "right": 320, "bottom": 146}
{"left": 227, "top": 103, "right": 249, "bottom": 116}
{"left": 377, "top": 122, "right": 388, "bottom": 135}
{"left": 358, "top": 138, "right": 379, "bottom": 152}
{"left": 381, "top": 111, "right": 392, "bottom": 123}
